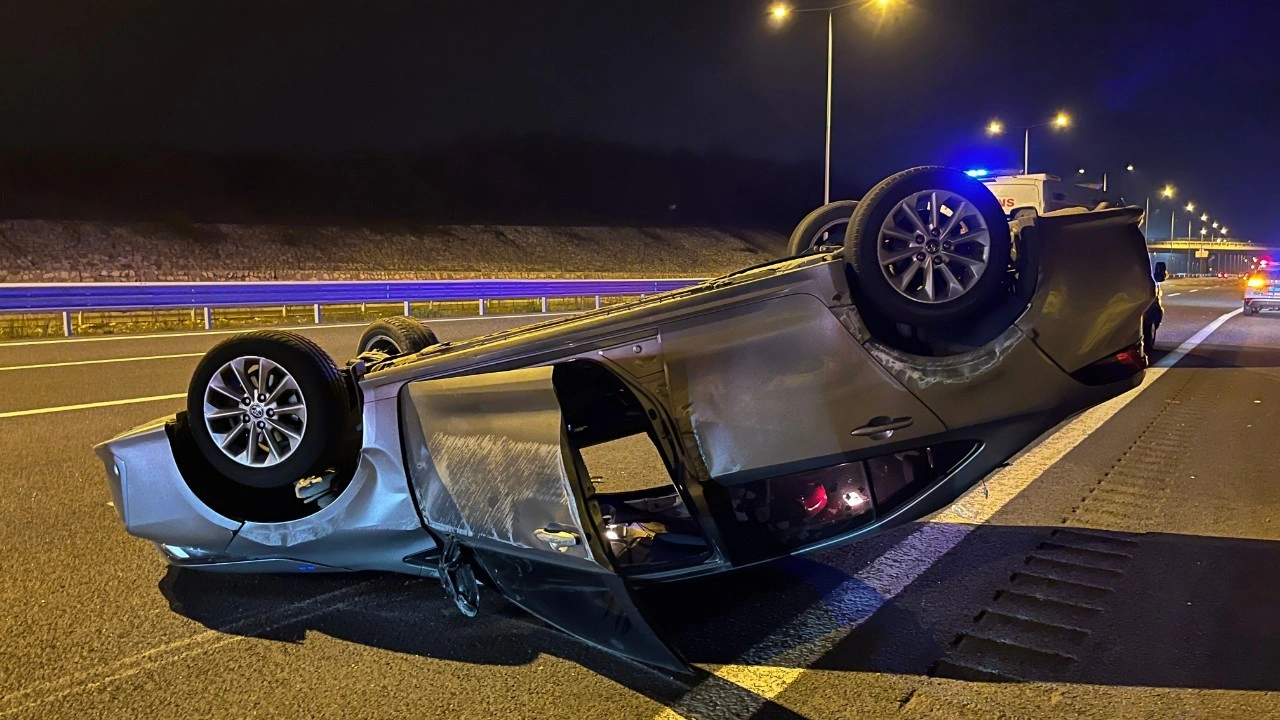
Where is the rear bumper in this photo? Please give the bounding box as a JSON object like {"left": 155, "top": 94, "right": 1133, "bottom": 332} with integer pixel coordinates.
{"left": 1244, "top": 297, "right": 1280, "bottom": 310}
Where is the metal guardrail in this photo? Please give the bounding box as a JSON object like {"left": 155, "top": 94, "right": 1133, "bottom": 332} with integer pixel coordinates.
{"left": 0, "top": 278, "right": 705, "bottom": 336}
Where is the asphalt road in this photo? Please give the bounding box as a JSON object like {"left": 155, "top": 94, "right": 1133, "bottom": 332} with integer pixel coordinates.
{"left": 2, "top": 278, "right": 1278, "bottom": 719}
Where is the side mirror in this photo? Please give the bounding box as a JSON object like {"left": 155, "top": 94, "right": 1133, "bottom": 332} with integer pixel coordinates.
{"left": 1153, "top": 261, "right": 1168, "bottom": 283}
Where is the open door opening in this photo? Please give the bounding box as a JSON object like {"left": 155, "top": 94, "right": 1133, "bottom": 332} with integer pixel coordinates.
{"left": 552, "top": 361, "right": 714, "bottom": 575}
{"left": 399, "top": 364, "right": 690, "bottom": 673}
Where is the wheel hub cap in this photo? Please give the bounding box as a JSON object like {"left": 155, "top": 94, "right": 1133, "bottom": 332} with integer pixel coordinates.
{"left": 203, "top": 356, "right": 308, "bottom": 468}
{"left": 876, "top": 188, "right": 992, "bottom": 305}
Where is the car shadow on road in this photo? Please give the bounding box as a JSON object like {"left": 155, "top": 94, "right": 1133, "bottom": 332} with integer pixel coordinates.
{"left": 158, "top": 567, "right": 705, "bottom": 706}
{"left": 652, "top": 523, "right": 1280, "bottom": 693}
{"left": 160, "top": 521, "right": 1280, "bottom": 708}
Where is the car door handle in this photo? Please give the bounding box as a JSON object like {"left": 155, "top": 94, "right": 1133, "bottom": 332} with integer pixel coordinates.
{"left": 534, "top": 528, "right": 581, "bottom": 552}
{"left": 851, "top": 416, "right": 914, "bottom": 439}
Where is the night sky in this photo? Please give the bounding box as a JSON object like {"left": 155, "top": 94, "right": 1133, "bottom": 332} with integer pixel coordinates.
{"left": 3, "top": 0, "right": 1277, "bottom": 239}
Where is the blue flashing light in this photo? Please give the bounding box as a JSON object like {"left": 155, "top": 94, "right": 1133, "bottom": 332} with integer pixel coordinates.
{"left": 965, "top": 168, "right": 989, "bottom": 178}
{"left": 298, "top": 564, "right": 316, "bottom": 571}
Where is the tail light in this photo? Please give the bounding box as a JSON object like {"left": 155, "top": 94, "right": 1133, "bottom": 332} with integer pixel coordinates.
{"left": 799, "top": 483, "right": 828, "bottom": 518}
{"left": 1071, "top": 342, "right": 1148, "bottom": 385}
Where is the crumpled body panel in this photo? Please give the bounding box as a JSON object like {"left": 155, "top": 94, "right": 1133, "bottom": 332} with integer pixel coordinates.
{"left": 399, "top": 366, "right": 593, "bottom": 561}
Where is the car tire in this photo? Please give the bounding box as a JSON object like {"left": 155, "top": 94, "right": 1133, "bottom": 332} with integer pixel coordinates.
{"left": 357, "top": 316, "right": 439, "bottom": 356}
{"left": 187, "top": 330, "right": 351, "bottom": 489}
{"left": 847, "top": 166, "right": 1012, "bottom": 327}
{"left": 786, "top": 200, "right": 858, "bottom": 257}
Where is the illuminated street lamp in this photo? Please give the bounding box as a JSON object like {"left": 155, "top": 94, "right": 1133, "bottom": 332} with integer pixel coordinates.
{"left": 1143, "top": 185, "right": 1175, "bottom": 237}
{"left": 985, "top": 111, "right": 1072, "bottom": 175}
{"left": 770, "top": 0, "right": 899, "bottom": 204}
{"left": 1184, "top": 202, "right": 1195, "bottom": 212}
{"left": 1200, "top": 213, "right": 1209, "bottom": 222}
{"left": 1126, "top": 163, "right": 1135, "bottom": 171}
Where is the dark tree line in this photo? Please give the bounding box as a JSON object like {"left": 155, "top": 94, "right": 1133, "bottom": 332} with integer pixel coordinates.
{"left": 0, "top": 135, "right": 822, "bottom": 229}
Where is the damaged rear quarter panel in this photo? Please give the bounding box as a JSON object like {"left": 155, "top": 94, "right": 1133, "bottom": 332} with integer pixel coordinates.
{"left": 863, "top": 326, "right": 1082, "bottom": 430}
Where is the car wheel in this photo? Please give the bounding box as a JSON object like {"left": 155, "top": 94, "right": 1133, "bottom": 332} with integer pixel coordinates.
{"left": 847, "top": 166, "right": 1012, "bottom": 327}
{"left": 357, "top": 316, "right": 439, "bottom": 356}
{"left": 187, "top": 330, "right": 351, "bottom": 489}
{"left": 786, "top": 200, "right": 858, "bottom": 257}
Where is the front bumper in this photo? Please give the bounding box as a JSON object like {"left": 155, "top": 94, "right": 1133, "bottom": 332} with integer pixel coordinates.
{"left": 94, "top": 406, "right": 438, "bottom": 575}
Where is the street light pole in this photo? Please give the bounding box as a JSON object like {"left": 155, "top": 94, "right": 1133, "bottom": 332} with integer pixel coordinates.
{"left": 823, "top": 11, "right": 833, "bottom": 205}
{"left": 772, "top": 1, "right": 886, "bottom": 205}
{"left": 1023, "top": 128, "right": 1030, "bottom": 175}
{"left": 1144, "top": 197, "right": 1150, "bottom": 236}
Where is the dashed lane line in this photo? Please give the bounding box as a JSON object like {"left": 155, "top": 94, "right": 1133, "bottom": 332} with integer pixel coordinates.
{"left": 0, "top": 352, "right": 203, "bottom": 372}
{"left": 0, "top": 393, "right": 185, "bottom": 419}
{"left": 654, "top": 307, "right": 1242, "bottom": 720}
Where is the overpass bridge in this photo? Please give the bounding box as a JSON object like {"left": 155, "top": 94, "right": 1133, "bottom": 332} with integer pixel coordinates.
{"left": 1145, "top": 237, "right": 1273, "bottom": 276}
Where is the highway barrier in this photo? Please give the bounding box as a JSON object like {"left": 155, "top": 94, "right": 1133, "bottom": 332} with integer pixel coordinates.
{"left": 0, "top": 278, "right": 705, "bottom": 336}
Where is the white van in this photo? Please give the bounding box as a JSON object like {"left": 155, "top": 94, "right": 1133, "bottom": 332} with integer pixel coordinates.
{"left": 982, "top": 174, "right": 1120, "bottom": 218}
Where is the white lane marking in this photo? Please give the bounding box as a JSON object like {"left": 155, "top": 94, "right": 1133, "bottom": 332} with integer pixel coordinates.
{"left": 1154, "top": 307, "right": 1242, "bottom": 368}
{"left": 0, "top": 312, "right": 574, "bottom": 348}
{"left": 1189, "top": 289, "right": 1199, "bottom": 293}
{"left": 0, "top": 393, "right": 184, "bottom": 419}
{"left": 0, "top": 352, "right": 203, "bottom": 372}
{"left": 1168, "top": 292, "right": 1182, "bottom": 297}
{"left": 656, "top": 308, "right": 1241, "bottom": 719}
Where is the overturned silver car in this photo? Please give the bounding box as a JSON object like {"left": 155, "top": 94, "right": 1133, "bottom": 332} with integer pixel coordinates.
{"left": 96, "top": 167, "right": 1156, "bottom": 672}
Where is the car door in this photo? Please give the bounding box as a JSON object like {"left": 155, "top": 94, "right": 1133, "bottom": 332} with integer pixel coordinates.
{"left": 661, "top": 293, "right": 946, "bottom": 482}
{"left": 398, "top": 365, "right": 687, "bottom": 673}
